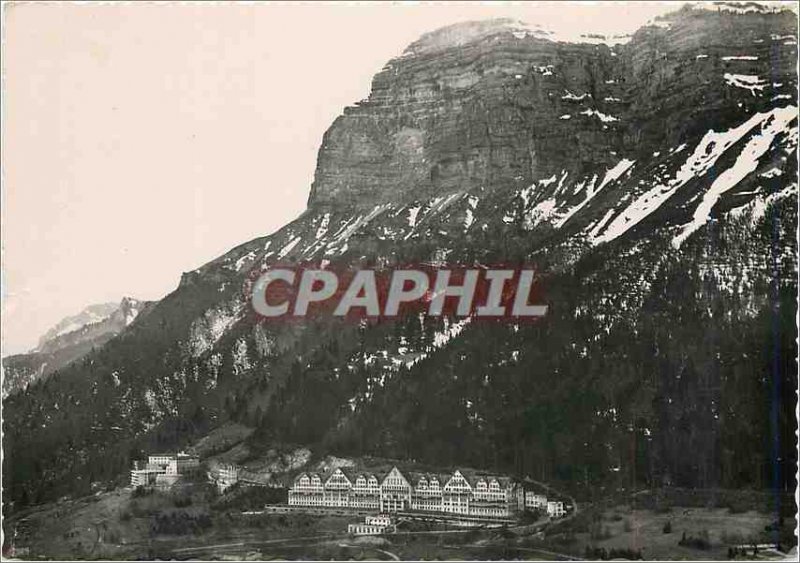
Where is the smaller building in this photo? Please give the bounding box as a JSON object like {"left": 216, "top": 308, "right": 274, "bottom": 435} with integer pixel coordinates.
{"left": 217, "top": 464, "right": 240, "bottom": 492}
{"left": 147, "top": 454, "right": 175, "bottom": 469}
{"left": 366, "top": 514, "right": 392, "bottom": 527}
{"left": 348, "top": 514, "right": 396, "bottom": 536}
{"left": 525, "top": 491, "right": 548, "bottom": 510}
{"left": 131, "top": 451, "right": 201, "bottom": 489}
{"left": 167, "top": 453, "right": 201, "bottom": 475}
{"left": 130, "top": 468, "right": 160, "bottom": 488}
{"left": 547, "top": 500, "right": 565, "bottom": 518}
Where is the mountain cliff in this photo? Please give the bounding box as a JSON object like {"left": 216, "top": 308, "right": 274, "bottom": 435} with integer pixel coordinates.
{"left": 308, "top": 8, "right": 796, "bottom": 207}
{"left": 3, "top": 5, "right": 797, "bottom": 510}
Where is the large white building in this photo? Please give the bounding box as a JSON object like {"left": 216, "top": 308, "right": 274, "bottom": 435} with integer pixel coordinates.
{"left": 288, "top": 466, "right": 517, "bottom": 518}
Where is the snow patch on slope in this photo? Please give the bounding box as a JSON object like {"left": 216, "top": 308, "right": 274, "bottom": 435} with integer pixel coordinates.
{"left": 723, "top": 73, "right": 766, "bottom": 95}
{"left": 234, "top": 251, "right": 257, "bottom": 272}
{"left": 729, "top": 184, "right": 797, "bottom": 224}
{"left": 672, "top": 106, "right": 798, "bottom": 247}
{"left": 555, "top": 159, "right": 634, "bottom": 229}
{"left": 464, "top": 196, "right": 479, "bottom": 231}
{"left": 580, "top": 108, "right": 620, "bottom": 123}
{"left": 189, "top": 300, "right": 245, "bottom": 357}
{"left": 278, "top": 236, "right": 302, "bottom": 259}
{"left": 593, "top": 107, "right": 794, "bottom": 245}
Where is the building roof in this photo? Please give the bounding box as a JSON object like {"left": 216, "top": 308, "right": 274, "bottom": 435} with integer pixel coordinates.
{"left": 456, "top": 468, "right": 513, "bottom": 488}
{"left": 291, "top": 465, "right": 514, "bottom": 489}
{"left": 295, "top": 466, "right": 389, "bottom": 484}
{"left": 146, "top": 451, "right": 198, "bottom": 460}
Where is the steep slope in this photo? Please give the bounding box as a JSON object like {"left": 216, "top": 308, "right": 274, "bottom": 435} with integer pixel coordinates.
{"left": 2, "top": 298, "right": 151, "bottom": 398}
{"left": 3, "top": 5, "right": 797, "bottom": 510}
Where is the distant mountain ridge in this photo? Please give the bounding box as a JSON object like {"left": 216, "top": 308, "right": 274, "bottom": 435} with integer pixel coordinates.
{"left": 2, "top": 297, "right": 150, "bottom": 398}
{"left": 35, "top": 302, "right": 120, "bottom": 351}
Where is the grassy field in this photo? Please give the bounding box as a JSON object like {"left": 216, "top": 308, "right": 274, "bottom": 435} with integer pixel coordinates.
{"left": 582, "top": 507, "right": 780, "bottom": 559}
{"left": 528, "top": 503, "right": 795, "bottom": 561}
{"left": 5, "top": 486, "right": 353, "bottom": 560}
{"left": 5, "top": 488, "right": 150, "bottom": 560}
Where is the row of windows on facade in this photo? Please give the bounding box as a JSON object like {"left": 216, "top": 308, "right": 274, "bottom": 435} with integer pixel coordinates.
{"left": 290, "top": 491, "right": 512, "bottom": 517}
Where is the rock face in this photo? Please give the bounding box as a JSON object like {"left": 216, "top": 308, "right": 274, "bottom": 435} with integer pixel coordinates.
{"left": 2, "top": 297, "right": 151, "bottom": 397}
{"left": 3, "top": 5, "right": 798, "bottom": 510}
{"left": 309, "top": 18, "right": 617, "bottom": 207}
{"left": 308, "top": 8, "right": 796, "bottom": 208}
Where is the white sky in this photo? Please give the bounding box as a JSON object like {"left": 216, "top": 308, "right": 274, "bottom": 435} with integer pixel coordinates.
{"left": 1, "top": 1, "right": 792, "bottom": 355}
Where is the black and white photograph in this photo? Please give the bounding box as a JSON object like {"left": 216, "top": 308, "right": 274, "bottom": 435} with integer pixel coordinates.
{"left": 1, "top": 1, "right": 798, "bottom": 560}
